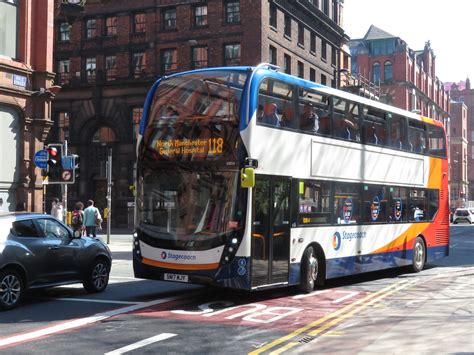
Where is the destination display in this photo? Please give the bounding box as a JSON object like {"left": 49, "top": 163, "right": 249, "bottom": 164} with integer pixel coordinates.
{"left": 156, "top": 138, "right": 224, "bottom": 156}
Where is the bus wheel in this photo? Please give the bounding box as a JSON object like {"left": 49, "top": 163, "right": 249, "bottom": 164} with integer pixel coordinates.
{"left": 411, "top": 237, "right": 426, "bottom": 273}
{"left": 298, "top": 246, "right": 320, "bottom": 293}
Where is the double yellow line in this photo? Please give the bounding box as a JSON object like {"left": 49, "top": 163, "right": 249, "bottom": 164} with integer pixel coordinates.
{"left": 249, "top": 279, "right": 417, "bottom": 355}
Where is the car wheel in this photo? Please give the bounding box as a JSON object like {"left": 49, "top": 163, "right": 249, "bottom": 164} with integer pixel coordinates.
{"left": 83, "top": 258, "right": 110, "bottom": 293}
{"left": 0, "top": 269, "right": 23, "bottom": 311}
{"left": 411, "top": 237, "right": 426, "bottom": 273}
{"left": 298, "top": 246, "right": 324, "bottom": 293}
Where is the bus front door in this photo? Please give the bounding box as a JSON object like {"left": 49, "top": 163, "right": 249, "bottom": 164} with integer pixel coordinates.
{"left": 251, "top": 176, "right": 290, "bottom": 288}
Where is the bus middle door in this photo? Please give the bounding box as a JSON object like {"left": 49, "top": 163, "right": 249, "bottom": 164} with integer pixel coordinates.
{"left": 251, "top": 175, "right": 290, "bottom": 288}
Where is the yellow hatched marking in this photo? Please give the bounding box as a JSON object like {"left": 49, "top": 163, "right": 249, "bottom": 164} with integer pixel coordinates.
{"left": 248, "top": 280, "right": 416, "bottom": 355}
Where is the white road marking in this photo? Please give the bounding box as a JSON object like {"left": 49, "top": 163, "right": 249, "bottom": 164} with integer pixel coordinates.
{"left": 0, "top": 295, "right": 185, "bottom": 349}
{"left": 104, "top": 333, "right": 177, "bottom": 354}
{"left": 52, "top": 298, "right": 140, "bottom": 305}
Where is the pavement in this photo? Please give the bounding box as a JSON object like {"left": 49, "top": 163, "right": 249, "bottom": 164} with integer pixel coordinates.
{"left": 94, "top": 229, "right": 134, "bottom": 252}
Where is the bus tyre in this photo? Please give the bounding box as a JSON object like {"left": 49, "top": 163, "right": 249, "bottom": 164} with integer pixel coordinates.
{"left": 0, "top": 269, "right": 23, "bottom": 311}
{"left": 298, "top": 246, "right": 319, "bottom": 293}
{"left": 83, "top": 258, "right": 110, "bottom": 293}
{"left": 411, "top": 237, "right": 426, "bottom": 273}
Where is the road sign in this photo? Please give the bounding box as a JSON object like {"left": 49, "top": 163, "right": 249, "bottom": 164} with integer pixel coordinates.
{"left": 33, "top": 149, "right": 49, "bottom": 169}
{"left": 61, "top": 170, "right": 72, "bottom": 182}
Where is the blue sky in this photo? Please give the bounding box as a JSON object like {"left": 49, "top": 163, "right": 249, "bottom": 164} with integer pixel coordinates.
{"left": 343, "top": 0, "right": 472, "bottom": 84}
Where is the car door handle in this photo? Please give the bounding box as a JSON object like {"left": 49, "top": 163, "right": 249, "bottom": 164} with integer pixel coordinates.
{"left": 48, "top": 246, "right": 60, "bottom": 250}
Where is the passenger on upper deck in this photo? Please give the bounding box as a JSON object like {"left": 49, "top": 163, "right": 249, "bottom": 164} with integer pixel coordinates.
{"left": 300, "top": 102, "right": 319, "bottom": 132}
{"left": 281, "top": 107, "right": 297, "bottom": 129}
{"left": 260, "top": 103, "right": 280, "bottom": 127}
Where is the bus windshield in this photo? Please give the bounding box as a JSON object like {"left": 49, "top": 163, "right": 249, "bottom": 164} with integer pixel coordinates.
{"left": 136, "top": 167, "right": 246, "bottom": 249}
{"left": 141, "top": 70, "right": 247, "bottom": 163}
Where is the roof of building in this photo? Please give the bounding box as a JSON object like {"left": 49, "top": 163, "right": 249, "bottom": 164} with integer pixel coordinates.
{"left": 364, "top": 25, "right": 397, "bottom": 40}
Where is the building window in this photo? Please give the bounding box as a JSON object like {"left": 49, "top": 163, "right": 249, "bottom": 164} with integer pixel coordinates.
{"left": 0, "top": 0, "right": 18, "bottom": 58}
{"left": 132, "top": 52, "right": 146, "bottom": 78}
{"left": 58, "top": 112, "right": 70, "bottom": 142}
{"left": 133, "top": 13, "right": 146, "bottom": 33}
{"left": 85, "top": 57, "right": 96, "bottom": 82}
{"left": 86, "top": 19, "right": 97, "bottom": 39}
{"left": 163, "top": 7, "right": 177, "bottom": 30}
{"left": 322, "top": 0, "right": 329, "bottom": 15}
{"left": 321, "top": 41, "right": 327, "bottom": 60}
{"left": 161, "top": 48, "right": 177, "bottom": 74}
{"left": 132, "top": 107, "right": 143, "bottom": 141}
{"left": 298, "top": 61, "right": 304, "bottom": 78}
{"left": 192, "top": 46, "right": 208, "bottom": 69}
{"left": 284, "top": 54, "right": 291, "bottom": 74}
{"left": 59, "top": 22, "right": 70, "bottom": 42}
{"left": 384, "top": 61, "right": 393, "bottom": 81}
{"left": 105, "top": 16, "right": 117, "bottom": 36}
{"left": 284, "top": 14, "right": 291, "bottom": 37}
{"left": 310, "top": 32, "right": 316, "bottom": 53}
{"left": 269, "top": 45, "right": 277, "bottom": 65}
{"left": 331, "top": 45, "right": 336, "bottom": 66}
{"left": 298, "top": 23, "right": 304, "bottom": 46}
{"left": 310, "top": 68, "right": 316, "bottom": 82}
{"left": 372, "top": 62, "right": 380, "bottom": 83}
{"left": 225, "top": 0, "right": 240, "bottom": 24}
{"left": 105, "top": 55, "right": 116, "bottom": 81}
{"left": 269, "top": 3, "right": 277, "bottom": 28}
{"left": 224, "top": 43, "right": 241, "bottom": 66}
{"left": 58, "top": 60, "right": 70, "bottom": 85}
{"left": 193, "top": 5, "right": 208, "bottom": 27}
{"left": 321, "top": 73, "right": 326, "bottom": 85}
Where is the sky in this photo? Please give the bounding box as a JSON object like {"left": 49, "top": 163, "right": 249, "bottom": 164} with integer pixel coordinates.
{"left": 343, "top": 0, "right": 473, "bottom": 84}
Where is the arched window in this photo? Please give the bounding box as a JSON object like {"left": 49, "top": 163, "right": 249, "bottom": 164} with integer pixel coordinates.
{"left": 372, "top": 62, "right": 380, "bottom": 83}
{"left": 384, "top": 61, "right": 393, "bottom": 81}
{"left": 92, "top": 127, "right": 117, "bottom": 143}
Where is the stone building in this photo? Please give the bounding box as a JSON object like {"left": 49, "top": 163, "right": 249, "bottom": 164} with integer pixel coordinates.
{"left": 52, "top": 0, "right": 348, "bottom": 227}
{"left": 0, "top": 0, "right": 56, "bottom": 212}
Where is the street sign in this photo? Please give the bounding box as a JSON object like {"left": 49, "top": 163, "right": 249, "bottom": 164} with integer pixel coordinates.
{"left": 61, "top": 170, "right": 73, "bottom": 182}
{"left": 33, "top": 149, "right": 49, "bottom": 169}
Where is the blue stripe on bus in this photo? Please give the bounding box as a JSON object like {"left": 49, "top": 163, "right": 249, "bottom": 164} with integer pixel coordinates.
{"left": 289, "top": 245, "right": 449, "bottom": 284}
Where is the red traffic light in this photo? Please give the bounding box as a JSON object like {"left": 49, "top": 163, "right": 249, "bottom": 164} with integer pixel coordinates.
{"left": 48, "top": 147, "right": 58, "bottom": 157}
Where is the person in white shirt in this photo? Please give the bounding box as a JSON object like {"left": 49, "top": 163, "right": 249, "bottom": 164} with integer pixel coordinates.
{"left": 51, "top": 198, "right": 64, "bottom": 222}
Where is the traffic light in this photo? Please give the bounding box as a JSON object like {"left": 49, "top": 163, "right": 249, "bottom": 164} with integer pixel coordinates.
{"left": 72, "top": 154, "right": 80, "bottom": 180}
{"left": 46, "top": 144, "right": 63, "bottom": 182}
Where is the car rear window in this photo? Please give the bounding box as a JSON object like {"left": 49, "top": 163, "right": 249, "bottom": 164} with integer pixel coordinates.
{"left": 12, "top": 220, "right": 39, "bottom": 237}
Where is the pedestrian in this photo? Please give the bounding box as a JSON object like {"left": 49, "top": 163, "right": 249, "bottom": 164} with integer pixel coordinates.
{"left": 51, "top": 198, "right": 64, "bottom": 221}
{"left": 71, "top": 201, "right": 85, "bottom": 236}
{"left": 83, "top": 199, "right": 102, "bottom": 238}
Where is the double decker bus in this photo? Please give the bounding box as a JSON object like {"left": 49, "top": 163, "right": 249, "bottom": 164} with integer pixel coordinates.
{"left": 133, "top": 64, "right": 449, "bottom": 292}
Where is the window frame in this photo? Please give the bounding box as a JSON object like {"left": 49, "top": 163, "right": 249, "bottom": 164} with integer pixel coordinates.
{"left": 162, "top": 7, "right": 177, "bottom": 30}
{"left": 132, "top": 12, "right": 146, "bottom": 33}
{"left": 193, "top": 4, "right": 208, "bottom": 27}
{"left": 225, "top": 0, "right": 240, "bottom": 24}
{"left": 223, "top": 43, "right": 241, "bottom": 66}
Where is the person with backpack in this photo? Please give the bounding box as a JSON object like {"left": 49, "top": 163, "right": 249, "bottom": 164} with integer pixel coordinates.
{"left": 71, "top": 201, "right": 85, "bottom": 236}
{"left": 83, "top": 199, "right": 101, "bottom": 238}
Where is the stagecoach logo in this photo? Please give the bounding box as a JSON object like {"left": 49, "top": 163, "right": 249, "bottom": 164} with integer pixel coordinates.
{"left": 371, "top": 196, "right": 380, "bottom": 221}
{"left": 332, "top": 232, "right": 342, "bottom": 251}
{"left": 160, "top": 251, "right": 197, "bottom": 261}
{"left": 343, "top": 198, "right": 353, "bottom": 223}
{"left": 394, "top": 198, "right": 402, "bottom": 221}
{"left": 161, "top": 251, "right": 167, "bottom": 259}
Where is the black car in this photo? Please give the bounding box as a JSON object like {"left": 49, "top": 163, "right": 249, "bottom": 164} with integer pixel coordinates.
{"left": 0, "top": 212, "right": 112, "bottom": 310}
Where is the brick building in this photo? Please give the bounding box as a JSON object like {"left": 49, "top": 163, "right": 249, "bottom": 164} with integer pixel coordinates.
{"left": 0, "top": 0, "right": 56, "bottom": 212}
{"left": 348, "top": 25, "right": 450, "bottom": 123}
{"left": 448, "top": 79, "right": 473, "bottom": 205}
{"left": 52, "top": 0, "right": 348, "bottom": 227}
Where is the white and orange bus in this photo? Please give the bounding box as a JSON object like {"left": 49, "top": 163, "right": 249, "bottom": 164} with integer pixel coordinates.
{"left": 133, "top": 64, "right": 449, "bottom": 292}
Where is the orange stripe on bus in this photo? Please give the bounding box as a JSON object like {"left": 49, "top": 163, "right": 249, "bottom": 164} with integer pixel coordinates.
{"left": 142, "top": 257, "right": 219, "bottom": 271}
{"left": 370, "top": 223, "right": 430, "bottom": 254}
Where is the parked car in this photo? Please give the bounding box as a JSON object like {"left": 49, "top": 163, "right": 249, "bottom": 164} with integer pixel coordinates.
{"left": 0, "top": 212, "right": 112, "bottom": 310}
{"left": 452, "top": 208, "right": 474, "bottom": 224}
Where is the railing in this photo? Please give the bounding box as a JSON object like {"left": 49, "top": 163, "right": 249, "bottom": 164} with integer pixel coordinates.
{"left": 340, "top": 71, "right": 381, "bottom": 101}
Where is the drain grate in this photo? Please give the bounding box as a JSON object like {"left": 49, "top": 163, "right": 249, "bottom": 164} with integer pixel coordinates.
{"left": 298, "top": 335, "right": 317, "bottom": 344}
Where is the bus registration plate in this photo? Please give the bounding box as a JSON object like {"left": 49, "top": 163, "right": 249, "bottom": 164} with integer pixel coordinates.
{"left": 164, "top": 273, "right": 189, "bottom": 283}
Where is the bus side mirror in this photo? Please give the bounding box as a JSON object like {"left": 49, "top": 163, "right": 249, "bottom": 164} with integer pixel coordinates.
{"left": 241, "top": 167, "right": 255, "bottom": 188}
